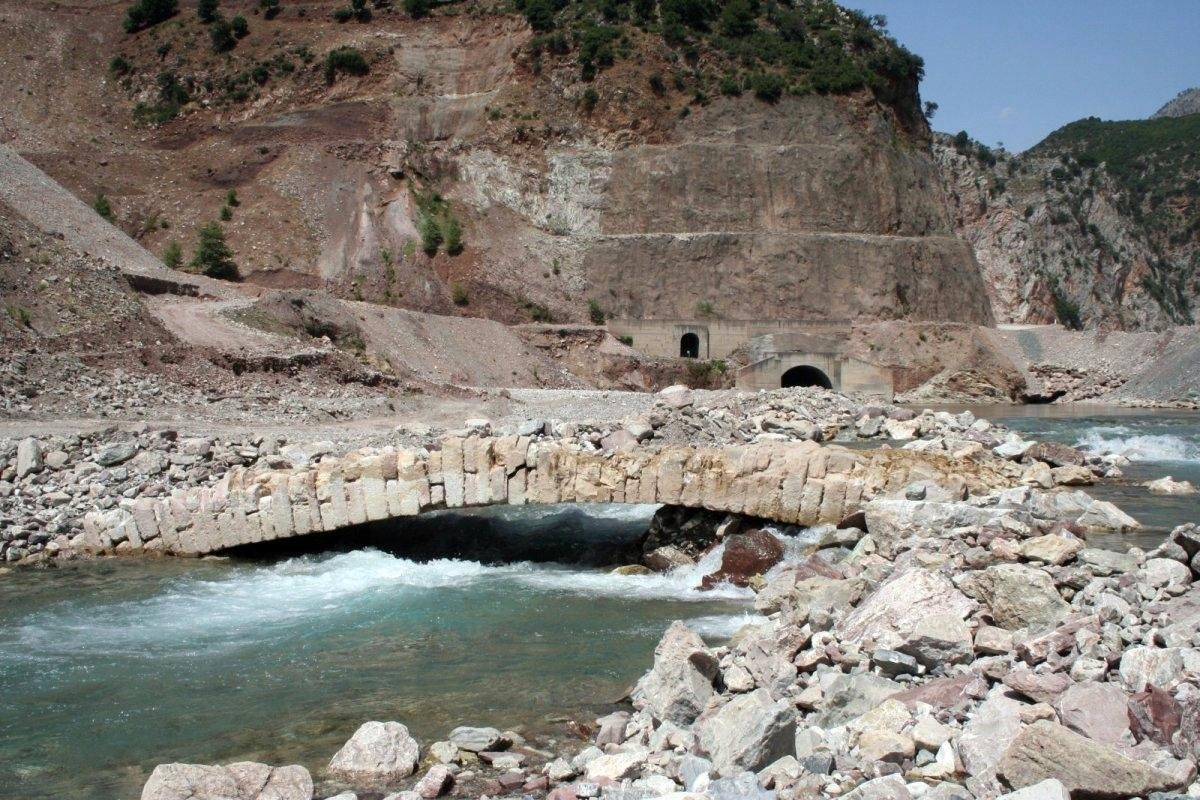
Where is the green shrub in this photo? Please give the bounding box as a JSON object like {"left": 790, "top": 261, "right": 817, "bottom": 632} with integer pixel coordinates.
{"left": 404, "top": 0, "right": 431, "bottom": 18}
{"left": 124, "top": 0, "right": 178, "bottom": 33}
{"left": 333, "top": 5, "right": 353, "bottom": 22}
{"left": 522, "top": 0, "right": 557, "bottom": 32}
{"left": 93, "top": 193, "right": 114, "bottom": 222}
{"left": 451, "top": 283, "right": 469, "bottom": 306}
{"left": 260, "top": 0, "right": 280, "bottom": 19}
{"left": 587, "top": 299, "right": 605, "bottom": 325}
{"left": 443, "top": 214, "right": 463, "bottom": 255}
{"left": 579, "top": 87, "right": 599, "bottom": 114}
{"left": 109, "top": 56, "right": 132, "bottom": 76}
{"left": 696, "top": 299, "right": 714, "bottom": 316}
{"left": 190, "top": 222, "right": 239, "bottom": 280}
{"left": 210, "top": 17, "right": 236, "bottom": 52}
{"left": 718, "top": 0, "right": 755, "bottom": 37}
{"left": 749, "top": 73, "right": 784, "bottom": 103}
{"left": 419, "top": 215, "right": 442, "bottom": 255}
{"left": 219, "top": 205, "right": 232, "bottom": 221}
{"left": 325, "top": 47, "right": 369, "bottom": 84}
{"left": 231, "top": 15, "right": 249, "bottom": 38}
{"left": 6, "top": 304, "right": 32, "bottom": 328}
{"left": 524, "top": 300, "right": 554, "bottom": 322}
{"left": 163, "top": 240, "right": 182, "bottom": 268}
{"left": 197, "top": 0, "right": 218, "bottom": 23}
{"left": 617, "top": 335, "right": 633, "bottom": 346}
{"left": 225, "top": 189, "right": 240, "bottom": 207}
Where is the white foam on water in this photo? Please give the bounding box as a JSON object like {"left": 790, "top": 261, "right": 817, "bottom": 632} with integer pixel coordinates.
{"left": 13, "top": 550, "right": 503, "bottom": 656}
{"left": 510, "top": 540, "right": 754, "bottom": 602}
{"left": 1076, "top": 427, "right": 1199, "bottom": 462}
{"left": 11, "top": 544, "right": 758, "bottom": 660}
{"left": 686, "top": 612, "right": 770, "bottom": 640}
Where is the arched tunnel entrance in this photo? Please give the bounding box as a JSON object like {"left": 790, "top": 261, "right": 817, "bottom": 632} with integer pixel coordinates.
{"left": 781, "top": 365, "right": 833, "bottom": 389}
{"left": 679, "top": 332, "right": 700, "bottom": 359}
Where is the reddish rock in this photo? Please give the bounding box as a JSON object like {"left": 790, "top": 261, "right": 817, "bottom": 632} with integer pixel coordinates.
{"left": 1003, "top": 668, "right": 1071, "bottom": 704}
{"left": 1026, "top": 441, "right": 1086, "bottom": 467}
{"left": 701, "top": 530, "right": 785, "bottom": 589}
{"left": 890, "top": 673, "right": 987, "bottom": 710}
{"left": 497, "top": 771, "right": 527, "bottom": 792}
{"left": 1128, "top": 685, "right": 1182, "bottom": 749}
{"left": 524, "top": 775, "right": 550, "bottom": 792}
{"left": 547, "top": 788, "right": 578, "bottom": 800}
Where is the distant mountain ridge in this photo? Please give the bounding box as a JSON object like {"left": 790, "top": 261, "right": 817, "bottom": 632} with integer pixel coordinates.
{"left": 1153, "top": 87, "right": 1200, "bottom": 119}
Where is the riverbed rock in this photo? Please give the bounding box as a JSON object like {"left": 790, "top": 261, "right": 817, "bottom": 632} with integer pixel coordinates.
{"left": 645, "top": 545, "right": 695, "bottom": 572}
{"left": 1076, "top": 500, "right": 1141, "bottom": 531}
{"left": 583, "top": 748, "right": 648, "bottom": 781}
{"left": 414, "top": 765, "right": 454, "bottom": 799}
{"left": 1145, "top": 476, "right": 1197, "bottom": 495}
{"left": 1118, "top": 647, "right": 1189, "bottom": 692}
{"left": 632, "top": 621, "right": 718, "bottom": 725}
{"left": 701, "top": 530, "right": 784, "bottom": 589}
{"left": 15, "top": 437, "right": 41, "bottom": 478}
{"left": 141, "top": 762, "right": 313, "bottom": 800}
{"left": 962, "top": 564, "right": 1070, "bottom": 631}
{"left": 841, "top": 774, "right": 912, "bottom": 800}
{"left": 449, "top": 727, "right": 504, "bottom": 752}
{"left": 996, "top": 720, "right": 1185, "bottom": 798}
{"left": 837, "top": 567, "right": 975, "bottom": 650}
{"left": 1018, "top": 533, "right": 1083, "bottom": 566}
{"left": 96, "top": 439, "right": 138, "bottom": 467}
{"left": 1054, "top": 681, "right": 1130, "bottom": 743}
{"left": 898, "top": 612, "right": 974, "bottom": 667}
{"left": 958, "top": 685, "right": 1025, "bottom": 776}
{"left": 328, "top": 721, "right": 420, "bottom": 787}
{"left": 694, "top": 689, "right": 795, "bottom": 776}
{"left": 1025, "top": 441, "right": 1085, "bottom": 467}
{"left": 996, "top": 778, "right": 1070, "bottom": 800}
{"left": 1140, "top": 558, "right": 1193, "bottom": 589}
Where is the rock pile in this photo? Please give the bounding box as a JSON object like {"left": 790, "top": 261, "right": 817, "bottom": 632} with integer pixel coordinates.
{"left": 0, "top": 428, "right": 307, "bottom": 562}
{"left": 140, "top": 494, "right": 1200, "bottom": 800}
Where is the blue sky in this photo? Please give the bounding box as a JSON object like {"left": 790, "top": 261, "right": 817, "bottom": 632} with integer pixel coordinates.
{"left": 849, "top": 1, "right": 1200, "bottom": 152}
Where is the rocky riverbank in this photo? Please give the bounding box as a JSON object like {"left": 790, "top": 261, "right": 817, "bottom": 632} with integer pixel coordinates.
{"left": 138, "top": 493, "right": 1200, "bottom": 800}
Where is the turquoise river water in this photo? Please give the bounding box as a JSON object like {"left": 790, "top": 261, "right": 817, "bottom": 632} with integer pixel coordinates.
{"left": 1, "top": 407, "right": 1198, "bottom": 799}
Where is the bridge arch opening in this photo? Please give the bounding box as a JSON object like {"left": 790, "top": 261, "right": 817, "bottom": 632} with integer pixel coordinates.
{"left": 679, "top": 332, "right": 700, "bottom": 359}
{"left": 781, "top": 365, "right": 832, "bottom": 390}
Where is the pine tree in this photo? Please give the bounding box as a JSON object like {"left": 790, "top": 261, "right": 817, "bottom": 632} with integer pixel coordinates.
{"left": 163, "top": 240, "right": 182, "bottom": 269}
{"left": 190, "top": 222, "right": 239, "bottom": 280}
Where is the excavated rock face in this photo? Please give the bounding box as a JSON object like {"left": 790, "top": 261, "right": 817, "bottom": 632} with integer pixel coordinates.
{"left": 2, "top": 8, "right": 992, "bottom": 327}
{"left": 580, "top": 97, "right": 993, "bottom": 325}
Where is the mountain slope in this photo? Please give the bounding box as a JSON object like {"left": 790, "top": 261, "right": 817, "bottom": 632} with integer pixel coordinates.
{"left": 0, "top": 0, "right": 991, "bottom": 326}
{"left": 937, "top": 109, "right": 1200, "bottom": 330}
{"left": 1153, "top": 87, "right": 1200, "bottom": 119}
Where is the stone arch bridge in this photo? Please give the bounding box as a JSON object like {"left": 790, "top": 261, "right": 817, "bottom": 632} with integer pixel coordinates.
{"left": 79, "top": 437, "right": 1003, "bottom": 557}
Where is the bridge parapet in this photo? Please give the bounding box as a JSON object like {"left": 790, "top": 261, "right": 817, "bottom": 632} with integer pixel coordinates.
{"left": 78, "top": 437, "right": 1008, "bottom": 557}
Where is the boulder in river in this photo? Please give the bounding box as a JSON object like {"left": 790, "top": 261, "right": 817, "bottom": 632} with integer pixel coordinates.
{"left": 700, "top": 530, "right": 784, "bottom": 589}
{"left": 328, "top": 721, "right": 420, "bottom": 788}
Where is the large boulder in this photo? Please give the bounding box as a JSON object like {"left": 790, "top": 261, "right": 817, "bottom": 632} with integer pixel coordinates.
{"left": 755, "top": 572, "right": 860, "bottom": 616}
{"left": 15, "top": 437, "right": 42, "bottom": 478}
{"left": 694, "top": 689, "right": 795, "bottom": 776}
{"left": 327, "top": 721, "right": 420, "bottom": 788}
{"left": 1076, "top": 500, "right": 1141, "bottom": 531}
{"left": 141, "top": 762, "right": 312, "bottom": 800}
{"left": 812, "top": 673, "right": 902, "bottom": 728}
{"left": 1118, "top": 646, "right": 1190, "bottom": 692}
{"left": 900, "top": 612, "right": 974, "bottom": 668}
{"left": 632, "top": 621, "right": 718, "bottom": 725}
{"left": 996, "top": 720, "right": 1185, "bottom": 798}
{"left": 702, "top": 530, "right": 784, "bottom": 589}
{"left": 1053, "top": 682, "right": 1130, "bottom": 743}
{"left": 958, "top": 685, "right": 1025, "bottom": 776}
{"left": 961, "top": 564, "right": 1070, "bottom": 631}
{"left": 837, "top": 568, "right": 975, "bottom": 651}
